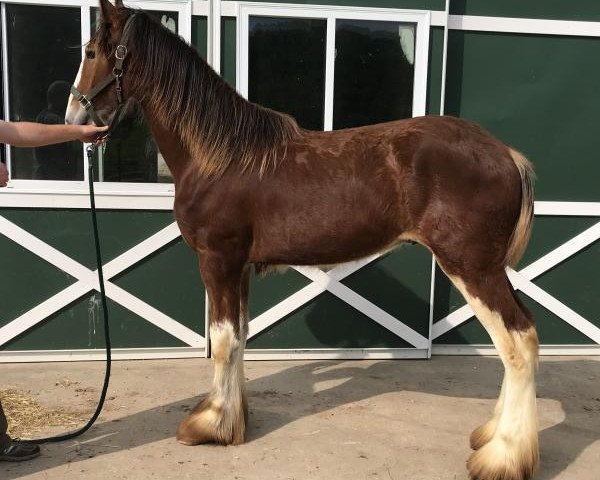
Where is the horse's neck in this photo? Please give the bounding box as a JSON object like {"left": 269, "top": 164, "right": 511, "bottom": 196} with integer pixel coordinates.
{"left": 144, "top": 113, "right": 191, "bottom": 183}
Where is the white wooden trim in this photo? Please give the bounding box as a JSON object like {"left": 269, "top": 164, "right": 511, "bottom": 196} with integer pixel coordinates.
{"left": 0, "top": 283, "right": 91, "bottom": 347}
{"left": 438, "top": 0, "right": 449, "bottom": 116}
{"left": 432, "top": 344, "right": 600, "bottom": 356}
{"left": 412, "top": 11, "right": 430, "bottom": 117}
{"left": 244, "top": 347, "right": 429, "bottom": 360}
{"left": 221, "top": 1, "right": 236, "bottom": 17}
{"left": 247, "top": 254, "right": 381, "bottom": 339}
{"left": 534, "top": 202, "right": 600, "bottom": 216}
{"left": 0, "top": 190, "right": 174, "bottom": 209}
{"left": 248, "top": 282, "right": 326, "bottom": 339}
{"left": 247, "top": 251, "right": 432, "bottom": 349}
{"left": 508, "top": 270, "right": 600, "bottom": 345}
{"left": 432, "top": 221, "right": 600, "bottom": 341}
{"left": 193, "top": 0, "right": 209, "bottom": 16}
{"left": 323, "top": 15, "right": 335, "bottom": 131}
{"left": 447, "top": 14, "right": 600, "bottom": 38}
{"left": 1, "top": 0, "right": 97, "bottom": 6}
{"left": 293, "top": 266, "right": 429, "bottom": 349}
{"left": 0, "top": 216, "right": 205, "bottom": 348}
{"left": 208, "top": 0, "right": 221, "bottom": 72}
{"left": 102, "top": 223, "right": 182, "bottom": 277}
{"left": 519, "top": 221, "right": 600, "bottom": 280}
{"left": 426, "top": 255, "right": 436, "bottom": 358}
{"left": 0, "top": 347, "right": 205, "bottom": 363}
{"left": 1, "top": 3, "right": 11, "bottom": 173}
{"left": 1, "top": 344, "right": 598, "bottom": 363}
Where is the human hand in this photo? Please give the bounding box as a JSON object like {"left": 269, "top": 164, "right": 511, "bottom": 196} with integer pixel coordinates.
{"left": 0, "top": 162, "right": 8, "bottom": 187}
{"left": 76, "top": 125, "right": 109, "bottom": 144}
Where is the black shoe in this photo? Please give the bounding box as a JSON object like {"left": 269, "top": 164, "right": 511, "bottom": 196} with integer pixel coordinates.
{"left": 0, "top": 440, "right": 41, "bottom": 462}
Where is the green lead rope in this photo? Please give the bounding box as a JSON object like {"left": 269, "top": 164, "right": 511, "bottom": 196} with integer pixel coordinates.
{"left": 22, "top": 143, "right": 112, "bottom": 444}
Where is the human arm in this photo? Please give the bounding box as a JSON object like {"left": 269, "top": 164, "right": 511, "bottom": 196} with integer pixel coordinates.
{"left": 0, "top": 120, "right": 108, "bottom": 147}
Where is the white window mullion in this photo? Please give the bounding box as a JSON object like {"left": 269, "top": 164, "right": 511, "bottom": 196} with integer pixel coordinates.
{"left": 208, "top": 0, "right": 221, "bottom": 74}
{"left": 2, "top": 4, "right": 12, "bottom": 175}
{"left": 81, "top": 5, "right": 91, "bottom": 184}
{"left": 323, "top": 15, "right": 335, "bottom": 131}
{"left": 236, "top": 8, "right": 249, "bottom": 98}
{"left": 412, "top": 11, "right": 430, "bottom": 117}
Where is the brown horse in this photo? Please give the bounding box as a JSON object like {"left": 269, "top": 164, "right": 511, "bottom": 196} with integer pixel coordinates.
{"left": 66, "top": 2, "right": 538, "bottom": 479}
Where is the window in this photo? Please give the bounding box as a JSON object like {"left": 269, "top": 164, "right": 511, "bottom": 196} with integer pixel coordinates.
{"left": 248, "top": 17, "right": 326, "bottom": 130}
{"left": 1, "top": 0, "right": 192, "bottom": 193}
{"left": 238, "top": 5, "right": 430, "bottom": 131}
{"left": 4, "top": 4, "right": 82, "bottom": 181}
{"left": 90, "top": 8, "right": 179, "bottom": 184}
{"left": 333, "top": 19, "right": 415, "bottom": 129}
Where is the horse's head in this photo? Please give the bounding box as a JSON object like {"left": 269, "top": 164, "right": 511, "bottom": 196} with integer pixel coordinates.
{"left": 66, "top": 0, "right": 134, "bottom": 127}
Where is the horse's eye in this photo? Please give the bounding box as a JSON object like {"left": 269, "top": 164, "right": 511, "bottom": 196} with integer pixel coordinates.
{"left": 85, "top": 49, "right": 96, "bottom": 60}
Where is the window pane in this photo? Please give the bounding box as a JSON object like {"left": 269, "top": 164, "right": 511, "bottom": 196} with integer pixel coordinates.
{"left": 249, "top": 17, "right": 326, "bottom": 130}
{"left": 333, "top": 20, "right": 415, "bottom": 130}
{"left": 91, "top": 9, "right": 179, "bottom": 183}
{"left": 6, "top": 5, "right": 82, "bottom": 180}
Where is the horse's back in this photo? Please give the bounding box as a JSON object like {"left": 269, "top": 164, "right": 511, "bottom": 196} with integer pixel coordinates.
{"left": 249, "top": 116, "right": 520, "bottom": 267}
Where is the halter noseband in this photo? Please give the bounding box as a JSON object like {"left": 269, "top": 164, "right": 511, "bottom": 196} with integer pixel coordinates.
{"left": 70, "top": 13, "right": 138, "bottom": 127}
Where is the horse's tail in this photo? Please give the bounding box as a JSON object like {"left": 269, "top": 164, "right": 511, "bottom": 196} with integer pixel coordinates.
{"left": 505, "top": 148, "right": 535, "bottom": 268}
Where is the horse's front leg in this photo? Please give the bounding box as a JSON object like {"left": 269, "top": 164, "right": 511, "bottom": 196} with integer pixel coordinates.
{"left": 176, "top": 255, "right": 249, "bottom": 446}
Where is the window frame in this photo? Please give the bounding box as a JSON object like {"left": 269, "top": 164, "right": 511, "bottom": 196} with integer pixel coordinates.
{"left": 1, "top": 0, "right": 191, "bottom": 198}
{"left": 237, "top": 2, "right": 431, "bottom": 131}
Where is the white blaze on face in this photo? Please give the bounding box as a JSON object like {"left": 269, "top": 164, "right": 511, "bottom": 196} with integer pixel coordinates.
{"left": 65, "top": 59, "right": 85, "bottom": 125}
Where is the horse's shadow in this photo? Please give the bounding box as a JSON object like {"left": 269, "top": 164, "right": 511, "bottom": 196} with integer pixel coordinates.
{"left": 2, "top": 355, "right": 598, "bottom": 479}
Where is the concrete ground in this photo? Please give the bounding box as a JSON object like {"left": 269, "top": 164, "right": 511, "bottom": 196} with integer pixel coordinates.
{"left": 1, "top": 356, "right": 598, "bottom": 480}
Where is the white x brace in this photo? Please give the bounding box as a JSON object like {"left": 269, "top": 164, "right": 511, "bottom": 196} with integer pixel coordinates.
{"left": 1, "top": 201, "right": 598, "bottom": 352}
{"left": 0, "top": 216, "right": 204, "bottom": 348}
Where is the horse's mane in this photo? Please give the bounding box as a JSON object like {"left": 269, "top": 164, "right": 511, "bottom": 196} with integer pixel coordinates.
{"left": 99, "top": 10, "right": 300, "bottom": 178}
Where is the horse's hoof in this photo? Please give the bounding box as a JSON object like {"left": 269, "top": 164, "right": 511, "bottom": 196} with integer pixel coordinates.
{"left": 467, "top": 437, "right": 539, "bottom": 480}
{"left": 176, "top": 401, "right": 222, "bottom": 445}
{"left": 176, "top": 397, "right": 246, "bottom": 446}
{"left": 470, "top": 420, "right": 497, "bottom": 450}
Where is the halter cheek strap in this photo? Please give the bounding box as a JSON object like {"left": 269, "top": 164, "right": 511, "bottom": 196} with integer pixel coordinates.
{"left": 70, "top": 13, "right": 138, "bottom": 127}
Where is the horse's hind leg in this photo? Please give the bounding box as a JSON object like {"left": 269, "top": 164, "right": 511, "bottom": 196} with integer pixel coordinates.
{"left": 176, "top": 255, "right": 248, "bottom": 445}
{"left": 443, "top": 268, "right": 539, "bottom": 480}
{"left": 470, "top": 375, "right": 506, "bottom": 450}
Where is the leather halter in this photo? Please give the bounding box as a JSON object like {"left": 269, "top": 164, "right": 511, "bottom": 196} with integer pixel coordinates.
{"left": 70, "top": 13, "right": 138, "bottom": 127}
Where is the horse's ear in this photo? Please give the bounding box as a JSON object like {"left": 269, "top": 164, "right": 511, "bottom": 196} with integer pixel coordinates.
{"left": 99, "top": 0, "right": 117, "bottom": 22}
{"left": 99, "top": 0, "right": 126, "bottom": 42}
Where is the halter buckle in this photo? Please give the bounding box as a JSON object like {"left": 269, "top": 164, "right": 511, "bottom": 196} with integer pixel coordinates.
{"left": 80, "top": 96, "right": 92, "bottom": 110}
{"left": 112, "top": 67, "right": 123, "bottom": 78}
{"left": 115, "top": 44, "right": 128, "bottom": 60}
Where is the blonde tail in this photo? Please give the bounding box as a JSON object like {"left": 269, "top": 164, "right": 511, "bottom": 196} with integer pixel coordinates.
{"left": 505, "top": 148, "right": 535, "bottom": 268}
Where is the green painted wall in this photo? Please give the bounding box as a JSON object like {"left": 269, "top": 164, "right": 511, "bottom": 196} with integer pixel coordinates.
{"left": 444, "top": 32, "right": 600, "bottom": 202}
{"left": 450, "top": 0, "right": 600, "bottom": 21}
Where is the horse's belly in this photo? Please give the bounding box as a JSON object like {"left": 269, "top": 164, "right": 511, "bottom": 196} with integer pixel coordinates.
{"left": 249, "top": 193, "right": 406, "bottom": 266}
